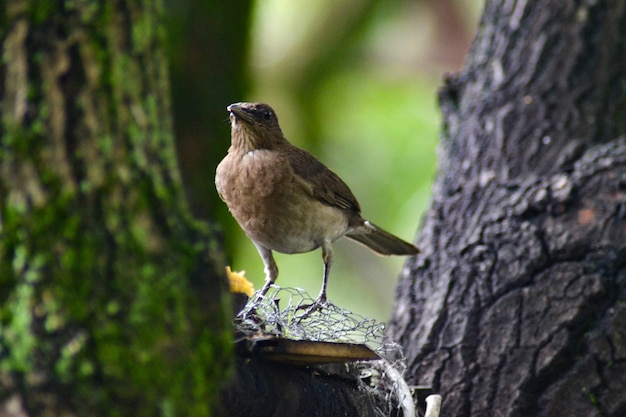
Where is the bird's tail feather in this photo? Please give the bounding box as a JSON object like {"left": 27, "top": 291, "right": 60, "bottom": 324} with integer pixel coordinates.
{"left": 346, "top": 221, "right": 419, "bottom": 256}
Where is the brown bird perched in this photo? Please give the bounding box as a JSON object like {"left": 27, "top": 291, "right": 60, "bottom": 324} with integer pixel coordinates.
{"left": 215, "top": 102, "right": 419, "bottom": 304}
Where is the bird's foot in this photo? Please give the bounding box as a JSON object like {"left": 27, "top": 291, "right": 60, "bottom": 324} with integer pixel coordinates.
{"left": 237, "top": 283, "right": 274, "bottom": 321}
{"left": 296, "top": 295, "right": 333, "bottom": 319}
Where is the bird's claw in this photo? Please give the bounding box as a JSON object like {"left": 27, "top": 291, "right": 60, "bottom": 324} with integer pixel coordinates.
{"left": 296, "top": 297, "right": 333, "bottom": 319}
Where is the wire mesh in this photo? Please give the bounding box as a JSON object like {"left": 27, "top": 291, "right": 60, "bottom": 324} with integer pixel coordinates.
{"left": 234, "top": 285, "right": 420, "bottom": 417}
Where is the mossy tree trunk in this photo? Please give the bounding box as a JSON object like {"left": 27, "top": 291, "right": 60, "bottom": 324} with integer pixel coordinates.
{"left": 0, "top": 1, "right": 230, "bottom": 416}
{"left": 390, "top": 1, "right": 626, "bottom": 416}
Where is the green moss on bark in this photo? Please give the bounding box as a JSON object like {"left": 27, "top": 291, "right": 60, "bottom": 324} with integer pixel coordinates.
{"left": 1, "top": 1, "right": 231, "bottom": 416}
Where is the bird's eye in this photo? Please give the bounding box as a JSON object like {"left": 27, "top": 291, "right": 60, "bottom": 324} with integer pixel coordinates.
{"left": 263, "top": 111, "right": 272, "bottom": 120}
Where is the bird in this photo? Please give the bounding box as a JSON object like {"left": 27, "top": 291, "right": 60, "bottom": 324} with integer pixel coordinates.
{"left": 215, "top": 102, "right": 419, "bottom": 305}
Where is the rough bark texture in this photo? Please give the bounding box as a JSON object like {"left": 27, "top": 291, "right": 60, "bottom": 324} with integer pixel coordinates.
{"left": 0, "top": 1, "right": 230, "bottom": 416}
{"left": 390, "top": 1, "right": 626, "bottom": 417}
{"left": 218, "top": 358, "right": 393, "bottom": 417}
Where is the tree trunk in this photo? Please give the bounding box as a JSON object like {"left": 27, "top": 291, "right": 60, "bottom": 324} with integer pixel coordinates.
{"left": 390, "top": 1, "right": 626, "bottom": 417}
{"left": 166, "top": 0, "right": 252, "bottom": 220}
{"left": 0, "top": 1, "right": 230, "bottom": 416}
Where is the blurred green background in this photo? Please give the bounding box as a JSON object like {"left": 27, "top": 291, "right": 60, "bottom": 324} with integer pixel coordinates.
{"left": 167, "top": 0, "right": 481, "bottom": 320}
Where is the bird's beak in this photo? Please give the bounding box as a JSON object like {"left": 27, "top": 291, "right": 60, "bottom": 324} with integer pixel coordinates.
{"left": 227, "top": 103, "right": 255, "bottom": 124}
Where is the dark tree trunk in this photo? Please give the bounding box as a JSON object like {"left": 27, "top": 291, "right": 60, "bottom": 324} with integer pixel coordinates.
{"left": 390, "top": 1, "right": 626, "bottom": 417}
{"left": 0, "top": 1, "right": 230, "bottom": 416}
{"left": 166, "top": 0, "right": 252, "bottom": 220}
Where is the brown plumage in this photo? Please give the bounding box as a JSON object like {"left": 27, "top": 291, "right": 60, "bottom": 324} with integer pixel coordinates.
{"left": 215, "top": 102, "right": 419, "bottom": 303}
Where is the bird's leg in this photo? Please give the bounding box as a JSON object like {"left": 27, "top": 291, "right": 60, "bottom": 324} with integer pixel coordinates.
{"left": 296, "top": 242, "right": 334, "bottom": 318}
{"left": 239, "top": 243, "right": 278, "bottom": 320}
{"left": 315, "top": 242, "right": 333, "bottom": 304}
{"left": 254, "top": 242, "right": 278, "bottom": 299}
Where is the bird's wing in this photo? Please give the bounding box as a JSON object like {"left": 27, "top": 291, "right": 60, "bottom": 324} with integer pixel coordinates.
{"left": 287, "top": 146, "right": 361, "bottom": 213}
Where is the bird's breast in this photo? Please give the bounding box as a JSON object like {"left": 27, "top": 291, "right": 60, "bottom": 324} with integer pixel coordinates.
{"left": 215, "top": 149, "right": 349, "bottom": 254}
{"left": 217, "top": 149, "right": 288, "bottom": 200}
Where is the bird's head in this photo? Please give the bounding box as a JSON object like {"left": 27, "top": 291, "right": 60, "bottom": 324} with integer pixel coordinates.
{"left": 227, "top": 102, "right": 285, "bottom": 151}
